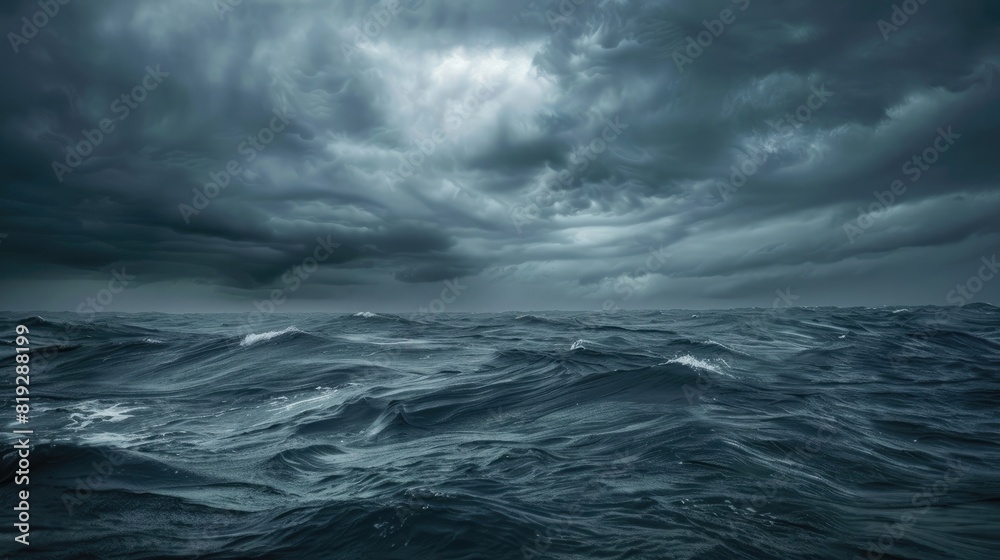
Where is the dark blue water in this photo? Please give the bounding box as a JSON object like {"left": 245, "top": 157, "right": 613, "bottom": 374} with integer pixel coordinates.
{"left": 2, "top": 306, "right": 999, "bottom": 559}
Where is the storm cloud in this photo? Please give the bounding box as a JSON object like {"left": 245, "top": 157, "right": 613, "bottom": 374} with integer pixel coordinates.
{"left": 1, "top": 0, "right": 998, "bottom": 312}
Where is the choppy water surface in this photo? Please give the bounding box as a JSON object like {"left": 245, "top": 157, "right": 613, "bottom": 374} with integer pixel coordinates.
{"left": 2, "top": 306, "right": 999, "bottom": 559}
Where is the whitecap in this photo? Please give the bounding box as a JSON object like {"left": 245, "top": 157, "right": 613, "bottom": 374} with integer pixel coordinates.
{"left": 660, "top": 354, "right": 734, "bottom": 377}
{"left": 570, "top": 339, "right": 594, "bottom": 350}
{"left": 353, "top": 311, "right": 379, "bottom": 318}
{"left": 67, "top": 401, "right": 144, "bottom": 430}
{"left": 239, "top": 326, "right": 301, "bottom": 347}
{"left": 891, "top": 309, "right": 909, "bottom": 314}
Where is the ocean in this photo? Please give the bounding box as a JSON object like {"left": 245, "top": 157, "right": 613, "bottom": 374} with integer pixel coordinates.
{"left": 2, "top": 306, "right": 999, "bottom": 559}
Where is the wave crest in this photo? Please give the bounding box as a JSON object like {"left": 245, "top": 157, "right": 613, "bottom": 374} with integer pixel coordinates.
{"left": 661, "top": 354, "right": 732, "bottom": 377}
{"left": 239, "top": 326, "right": 302, "bottom": 347}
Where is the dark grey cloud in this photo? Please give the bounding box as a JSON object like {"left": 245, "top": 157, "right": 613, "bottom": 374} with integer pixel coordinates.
{"left": 1, "top": 0, "right": 999, "bottom": 312}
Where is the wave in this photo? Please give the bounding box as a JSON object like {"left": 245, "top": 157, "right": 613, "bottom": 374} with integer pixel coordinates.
{"left": 703, "top": 338, "right": 753, "bottom": 357}
{"left": 264, "top": 444, "right": 347, "bottom": 475}
{"left": 661, "top": 354, "right": 732, "bottom": 377}
{"left": 6, "top": 306, "right": 998, "bottom": 560}
{"left": 569, "top": 339, "right": 595, "bottom": 350}
{"left": 959, "top": 301, "right": 999, "bottom": 310}
{"left": 348, "top": 311, "right": 426, "bottom": 326}
{"left": 15, "top": 314, "right": 62, "bottom": 328}
{"left": 239, "top": 326, "right": 303, "bottom": 347}
{"left": 513, "top": 314, "right": 577, "bottom": 327}
{"left": 61, "top": 401, "right": 145, "bottom": 430}
{"left": 19, "top": 343, "right": 84, "bottom": 358}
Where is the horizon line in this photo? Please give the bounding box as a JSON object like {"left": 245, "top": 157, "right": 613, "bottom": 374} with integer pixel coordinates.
{"left": 2, "top": 302, "right": 996, "bottom": 315}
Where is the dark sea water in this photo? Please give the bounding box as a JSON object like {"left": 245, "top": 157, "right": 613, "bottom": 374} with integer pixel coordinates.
{"left": 2, "top": 306, "right": 999, "bottom": 559}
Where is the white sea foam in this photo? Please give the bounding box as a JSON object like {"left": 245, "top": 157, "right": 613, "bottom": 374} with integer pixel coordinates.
{"left": 353, "top": 311, "right": 379, "bottom": 318}
{"left": 661, "top": 355, "right": 734, "bottom": 377}
{"left": 67, "top": 401, "right": 144, "bottom": 430}
{"left": 570, "top": 339, "right": 595, "bottom": 350}
{"left": 239, "top": 326, "right": 301, "bottom": 347}
{"left": 75, "top": 431, "right": 144, "bottom": 449}
{"left": 892, "top": 309, "right": 909, "bottom": 314}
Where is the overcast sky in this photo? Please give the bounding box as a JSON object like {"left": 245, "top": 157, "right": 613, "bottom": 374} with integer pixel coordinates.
{"left": 0, "top": 0, "right": 998, "bottom": 313}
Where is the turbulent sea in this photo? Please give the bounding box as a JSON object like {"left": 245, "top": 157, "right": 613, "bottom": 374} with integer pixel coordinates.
{"left": 2, "top": 306, "right": 999, "bottom": 559}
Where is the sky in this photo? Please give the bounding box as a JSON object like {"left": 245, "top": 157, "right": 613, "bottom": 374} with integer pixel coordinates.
{"left": 0, "top": 0, "right": 999, "bottom": 313}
